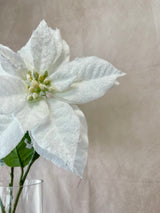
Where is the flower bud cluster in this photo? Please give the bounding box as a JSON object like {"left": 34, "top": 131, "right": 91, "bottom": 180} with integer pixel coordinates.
{"left": 26, "top": 70, "right": 54, "bottom": 101}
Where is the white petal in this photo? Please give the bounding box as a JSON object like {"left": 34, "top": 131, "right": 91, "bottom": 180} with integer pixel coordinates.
{"left": 55, "top": 57, "right": 126, "bottom": 104}
{"left": 31, "top": 99, "right": 81, "bottom": 174}
{"left": 49, "top": 39, "right": 70, "bottom": 75}
{"left": 0, "top": 65, "right": 6, "bottom": 75}
{"left": 18, "top": 20, "right": 70, "bottom": 75}
{"left": 71, "top": 105, "right": 88, "bottom": 177}
{"left": 0, "top": 75, "right": 26, "bottom": 114}
{"left": 50, "top": 65, "right": 77, "bottom": 92}
{"left": 0, "top": 115, "right": 24, "bottom": 159}
{"left": 14, "top": 100, "right": 49, "bottom": 132}
{"left": 0, "top": 44, "right": 27, "bottom": 79}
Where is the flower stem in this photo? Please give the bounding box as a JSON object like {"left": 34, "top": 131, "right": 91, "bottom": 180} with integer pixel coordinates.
{"left": 0, "top": 197, "right": 6, "bottom": 213}
{"left": 19, "top": 167, "right": 24, "bottom": 186}
{"left": 12, "top": 152, "right": 39, "bottom": 213}
{"left": 8, "top": 167, "right": 14, "bottom": 213}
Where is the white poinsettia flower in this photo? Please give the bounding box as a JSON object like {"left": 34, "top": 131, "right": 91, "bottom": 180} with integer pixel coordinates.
{"left": 0, "top": 20, "right": 125, "bottom": 177}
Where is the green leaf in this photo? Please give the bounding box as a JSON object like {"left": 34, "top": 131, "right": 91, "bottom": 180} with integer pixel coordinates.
{"left": 3, "top": 132, "right": 39, "bottom": 168}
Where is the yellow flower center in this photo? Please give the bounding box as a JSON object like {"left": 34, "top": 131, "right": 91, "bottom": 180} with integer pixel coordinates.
{"left": 25, "top": 70, "right": 54, "bottom": 102}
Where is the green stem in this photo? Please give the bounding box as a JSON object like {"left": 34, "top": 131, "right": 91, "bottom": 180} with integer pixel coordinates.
{"left": 0, "top": 197, "right": 6, "bottom": 213}
{"left": 19, "top": 167, "right": 24, "bottom": 186}
{"left": 12, "top": 152, "right": 38, "bottom": 213}
{"left": 8, "top": 168, "right": 14, "bottom": 213}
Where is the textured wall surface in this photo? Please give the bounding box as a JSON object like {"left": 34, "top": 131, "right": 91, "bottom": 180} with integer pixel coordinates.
{"left": 0, "top": 0, "right": 160, "bottom": 212}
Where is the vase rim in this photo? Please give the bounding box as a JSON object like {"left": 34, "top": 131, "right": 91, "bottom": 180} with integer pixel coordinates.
{"left": 0, "top": 179, "right": 43, "bottom": 188}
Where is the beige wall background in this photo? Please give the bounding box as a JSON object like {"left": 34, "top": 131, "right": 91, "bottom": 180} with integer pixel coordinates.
{"left": 1, "top": 0, "right": 160, "bottom": 212}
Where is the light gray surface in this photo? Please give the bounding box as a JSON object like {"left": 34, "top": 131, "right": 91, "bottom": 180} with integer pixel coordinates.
{"left": 1, "top": 0, "right": 160, "bottom": 212}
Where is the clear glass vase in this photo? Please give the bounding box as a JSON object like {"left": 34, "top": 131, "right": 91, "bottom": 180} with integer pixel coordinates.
{"left": 0, "top": 179, "right": 43, "bottom": 213}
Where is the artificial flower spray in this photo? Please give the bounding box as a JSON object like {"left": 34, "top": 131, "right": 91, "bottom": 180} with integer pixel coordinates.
{"left": 0, "top": 20, "right": 125, "bottom": 212}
